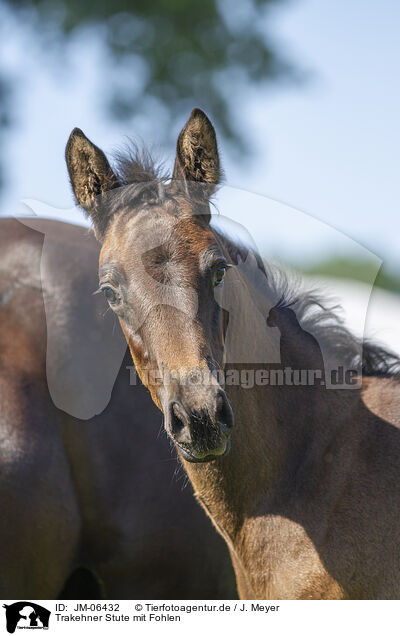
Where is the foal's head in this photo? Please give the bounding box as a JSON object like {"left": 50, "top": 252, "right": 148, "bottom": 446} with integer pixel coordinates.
{"left": 66, "top": 109, "right": 234, "bottom": 463}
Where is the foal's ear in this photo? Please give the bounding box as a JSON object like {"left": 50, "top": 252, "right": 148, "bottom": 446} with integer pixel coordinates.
{"left": 65, "top": 128, "right": 120, "bottom": 239}
{"left": 172, "top": 108, "right": 221, "bottom": 201}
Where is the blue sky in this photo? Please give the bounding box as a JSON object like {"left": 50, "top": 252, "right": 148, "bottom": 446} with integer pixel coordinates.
{"left": 1, "top": 0, "right": 399, "bottom": 271}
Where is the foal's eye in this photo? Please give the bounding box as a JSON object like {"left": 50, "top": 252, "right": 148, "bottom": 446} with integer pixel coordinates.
{"left": 102, "top": 286, "right": 119, "bottom": 306}
{"left": 213, "top": 265, "right": 227, "bottom": 286}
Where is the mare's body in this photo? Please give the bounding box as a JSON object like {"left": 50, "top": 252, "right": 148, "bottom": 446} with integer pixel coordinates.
{"left": 0, "top": 217, "right": 236, "bottom": 599}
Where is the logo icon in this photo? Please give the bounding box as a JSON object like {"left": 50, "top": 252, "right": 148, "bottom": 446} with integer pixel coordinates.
{"left": 3, "top": 603, "right": 50, "bottom": 633}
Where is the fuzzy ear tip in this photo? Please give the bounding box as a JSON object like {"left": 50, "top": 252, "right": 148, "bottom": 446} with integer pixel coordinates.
{"left": 66, "top": 127, "right": 87, "bottom": 148}
{"left": 70, "top": 127, "right": 85, "bottom": 138}
{"left": 190, "top": 107, "right": 210, "bottom": 122}
{"left": 65, "top": 128, "right": 91, "bottom": 167}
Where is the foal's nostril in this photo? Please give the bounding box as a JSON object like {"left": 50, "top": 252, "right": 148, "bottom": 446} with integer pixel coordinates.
{"left": 168, "top": 402, "right": 192, "bottom": 444}
{"left": 216, "top": 390, "right": 234, "bottom": 433}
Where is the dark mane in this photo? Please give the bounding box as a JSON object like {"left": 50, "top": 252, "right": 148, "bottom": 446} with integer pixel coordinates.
{"left": 110, "top": 143, "right": 400, "bottom": 380}
{"left": 267, "top": 268, "right": 400, "bottom": 379}
{"left": 216, "top": 233, "right": 400, "bottom": 380}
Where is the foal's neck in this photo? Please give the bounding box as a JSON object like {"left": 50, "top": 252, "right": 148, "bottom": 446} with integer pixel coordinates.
{"left": 184, "top": 303, "right": 356, "bottom": 541}
{"left": 183, "top": 244, "right": 359, "bottom": 561}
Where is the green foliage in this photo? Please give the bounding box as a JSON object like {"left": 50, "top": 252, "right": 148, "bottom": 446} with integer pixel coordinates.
{"left": 299, "top": 257, "right": 400, "bottom": 295}
{"left": 1, "top": 0, "right": 296, "bottom": 152}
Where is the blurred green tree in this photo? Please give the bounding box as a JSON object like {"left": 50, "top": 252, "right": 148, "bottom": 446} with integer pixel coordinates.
{"left": 298, "top": 257, "right": 400, "bottom": 295}
{"left": 1, "top": 0, "right": 297, "bottom": 157}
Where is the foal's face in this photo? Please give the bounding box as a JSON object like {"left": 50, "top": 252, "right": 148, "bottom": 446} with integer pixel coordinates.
{"left": 99, "top": 201, "right": 234, "bottom": 461}
{"left": 66, "top": 109, "right": 234, "bottom": 463}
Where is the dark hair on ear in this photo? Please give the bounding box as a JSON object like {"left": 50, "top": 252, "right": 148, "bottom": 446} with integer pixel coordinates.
{"left": 172, "top": 108, "right": 222, "bottom": 195}
{"left": 65, "top": 128, "right": 120, "bottom": 239}
{"left": 65, "top": 109, "right": 223, "bottom": 238}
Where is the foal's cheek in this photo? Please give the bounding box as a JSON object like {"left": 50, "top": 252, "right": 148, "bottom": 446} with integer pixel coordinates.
{"left": 127, "top": 344, "right": 164, "bottom": 412}
{"left": 119, "top": 320, "right": 164, "bottom": 411}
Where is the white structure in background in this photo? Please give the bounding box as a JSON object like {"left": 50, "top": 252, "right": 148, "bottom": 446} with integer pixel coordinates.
{"left": 306, "top": 277, "right": 400, "bottom": 358}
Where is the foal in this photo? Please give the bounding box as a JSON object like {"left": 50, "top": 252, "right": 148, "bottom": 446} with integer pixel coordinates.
{"left": 66, "top": 109, "right": 400, "bottom": 599}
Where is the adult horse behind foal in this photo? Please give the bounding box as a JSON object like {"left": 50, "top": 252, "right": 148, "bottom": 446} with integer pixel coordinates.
{"left": 66, "top": 108, "right": 400, "bottom": 599}
{"left": 0, "top": 217, "right": 236, "bottom": 599}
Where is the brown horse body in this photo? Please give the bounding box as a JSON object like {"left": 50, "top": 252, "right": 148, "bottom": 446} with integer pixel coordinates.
{"left": 65, "top": 109, "right": 400, "bottom": 600}
{"left": 185, "top": 356, "right": 400, "bottom": 599}
{"left": 186, "top": 303, "right": 400, "bottom": 599}
{"left": 0, "top": 217, "right": 236, "bottom": 599}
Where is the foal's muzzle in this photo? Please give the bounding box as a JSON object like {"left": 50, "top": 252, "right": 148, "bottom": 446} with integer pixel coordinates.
{"left": 164, "top": 386, "right": 234, "bottom": 463}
